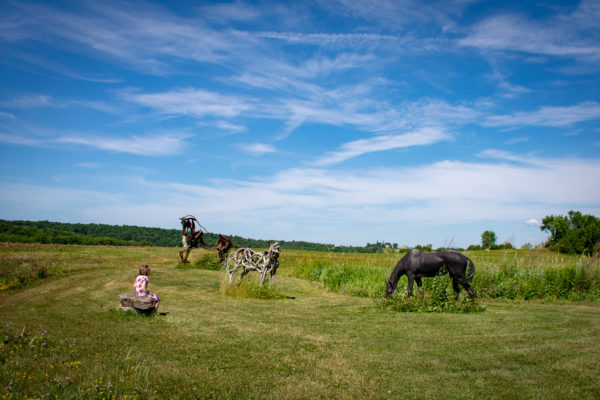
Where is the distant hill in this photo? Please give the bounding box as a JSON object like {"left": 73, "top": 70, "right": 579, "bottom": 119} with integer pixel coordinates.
{"left": 0, "top": 220, "right": 389, "bottom": 253}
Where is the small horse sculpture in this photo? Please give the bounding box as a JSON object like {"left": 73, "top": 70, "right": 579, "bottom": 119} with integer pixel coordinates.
{"left": 225, "top": 242, "right": 281, "bottom": 285}
{"left": 386, "top": 249, "right": 475, "bottom": 300}
{"left": 178, "top": 215, "right": 238, "bottom": 263}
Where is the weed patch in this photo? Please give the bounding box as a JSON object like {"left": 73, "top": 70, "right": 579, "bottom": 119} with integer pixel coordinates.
{"left": 176, "top": 252, "right": 222, "bottom": 271}
{"left": 375, "top": 273, "right": 486, "bottom": 313}
{"left": 220, "top": 278, "right": 286, "bottom": 300}
{"left": 0, "top": 257, "right": 49, "bottom": 291}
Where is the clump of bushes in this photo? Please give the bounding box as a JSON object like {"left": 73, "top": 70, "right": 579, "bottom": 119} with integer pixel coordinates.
{"left": 376, "top": 270, "right": 486, "bottom": 313}
{"left": 0, "top": 258, "right": 49, "bottom": 291}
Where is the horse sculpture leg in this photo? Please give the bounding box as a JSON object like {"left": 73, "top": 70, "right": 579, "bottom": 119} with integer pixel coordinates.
{"left": 225, "top": 263, "right": 234, "bottom": 283}
{"left": 179, "top": 247, "right": 192, "bottom": 263}
{"left": 407, "top": 274, "right": 415, "bottom": 297}
{"left": 453, "top": 277, "right": 475, "bottom": 300}
{"left": 269, "top": 259, "right": 279, "bottom": 283}
{"left": 459, "top": 278, "right": 475, "bottom": 300}
{"left": 415, "top": 277, "right": 424, "bottom": 297}
{"left": 452, "top": 278, "right": 461, "bottom": 300}
{"left": 240, "top": 268, "right": 249, "bottom": 281}
{"left": 259, "top": 269, "right": 268, "bottom": 286}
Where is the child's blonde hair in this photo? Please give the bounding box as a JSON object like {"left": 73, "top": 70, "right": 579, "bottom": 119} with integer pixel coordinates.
{"left": 139, "top": 264, "right": 151, "bottom": 276}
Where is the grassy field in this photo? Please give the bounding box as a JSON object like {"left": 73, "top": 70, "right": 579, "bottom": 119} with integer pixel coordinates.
{"left": 1, "top": 243, "right": 599, "bottom": 399}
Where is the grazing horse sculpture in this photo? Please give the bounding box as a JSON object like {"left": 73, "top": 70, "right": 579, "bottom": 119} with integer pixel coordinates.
{"left": 225, "top": 242, "right": 281, "bottom": 285}
{"left": 178, "top": 215, "right": 238, "bottom": 263}
{"left": 386, "top": 249, "right": 476, "bottom": 300}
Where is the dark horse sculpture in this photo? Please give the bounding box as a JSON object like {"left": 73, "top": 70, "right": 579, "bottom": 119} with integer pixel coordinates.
{"left": 386, "top": 249, "right": 475, "bottom": 300}
{"left": 179, "top": 215, "right": 238, "bottom": 263}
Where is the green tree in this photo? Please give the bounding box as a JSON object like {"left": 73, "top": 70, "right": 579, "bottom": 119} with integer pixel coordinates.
{"left": 541, "top": 211, "right": 600, "bottom": 255}
{"left": 481, "top": 230, "right": 497, "bottom": 250}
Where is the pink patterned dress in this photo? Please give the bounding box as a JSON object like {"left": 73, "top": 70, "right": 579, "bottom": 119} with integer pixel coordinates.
{"left": 134, "top": 275, "right": 160, "bottom": 302}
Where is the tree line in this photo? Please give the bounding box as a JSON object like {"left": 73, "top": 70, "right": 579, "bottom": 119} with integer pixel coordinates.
{"left": 466, "top": 211, "right": 600, "bottom": 255}
{"left": 0, "top": 220, "right": 395, "bottom": 253}
{"left": 2, "top": 211, "right": 598, "bottom": 255}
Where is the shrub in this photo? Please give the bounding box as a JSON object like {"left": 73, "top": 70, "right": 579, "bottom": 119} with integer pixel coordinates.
{"left": 0, "top": 258, "right": 49, "bottom": 291}
{"left": 375, "top": 273, "right": 486, "bottom": 313}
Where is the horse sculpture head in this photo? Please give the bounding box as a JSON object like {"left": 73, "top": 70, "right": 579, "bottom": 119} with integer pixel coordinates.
{"left": 268, "top": 242, "right": 281, "bottom": 255}
{"left": 385, "top": 249, "right": 422, "bottom": 298}
{"left": 385, "top": 280, "right": 396, "bottom": 298}
{"left": 385, "top": 260, "right": 406, "bottom": 298}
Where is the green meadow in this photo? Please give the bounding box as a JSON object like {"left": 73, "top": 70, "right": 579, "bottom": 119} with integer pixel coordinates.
{"left": 1, "top": 243, "right": 599, "bottom": 399}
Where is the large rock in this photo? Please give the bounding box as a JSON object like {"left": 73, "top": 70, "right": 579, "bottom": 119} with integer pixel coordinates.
{"left": 119, "top": 294, "right": 156, "bottom": 315}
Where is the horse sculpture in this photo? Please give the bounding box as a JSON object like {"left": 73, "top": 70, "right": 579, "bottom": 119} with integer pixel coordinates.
{"left": 386, "top": 249, "right": 475, "bottom": 300}
{"left": 225, "top": 242, "right": 281, "bottom": 285}
{"left": 178, "top": 215, "right": 238, "bottom": 263}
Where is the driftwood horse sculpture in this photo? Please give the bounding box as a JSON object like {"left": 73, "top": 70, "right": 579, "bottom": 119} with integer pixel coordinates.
{"left": 178, "top": 215, "right": 238, "bottom": 263}
{"left": 225, "top": 242, "right": 281, "bottom": 285}
{"left": 386, "top": 249, "right": 476, "bottom": 300}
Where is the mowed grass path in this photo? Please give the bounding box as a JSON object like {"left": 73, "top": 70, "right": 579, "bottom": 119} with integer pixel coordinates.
{"left": 1, "top": 243, "right": 599, "bottom": 399}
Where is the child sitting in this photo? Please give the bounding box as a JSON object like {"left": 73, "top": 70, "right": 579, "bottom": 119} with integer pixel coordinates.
{"left": 134, "top": 264, "right": 160, "bottom": 311}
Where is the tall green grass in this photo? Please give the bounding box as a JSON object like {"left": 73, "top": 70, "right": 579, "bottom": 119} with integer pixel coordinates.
{"left": 0, "top": 257, "right": 48, "bottom": 290}
{"left": 293, "top": 259, "right": 387, "bottom": 297}
{"left": 289, "top": 250, "right": 600, "bottom": 301}
{"left": 470, "top": 252, "right": 600, "bottom": 300}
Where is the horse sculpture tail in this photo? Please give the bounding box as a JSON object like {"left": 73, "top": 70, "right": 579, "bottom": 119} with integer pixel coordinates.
{"left": 466, "top": 258, "right": 475, "bottom": 280}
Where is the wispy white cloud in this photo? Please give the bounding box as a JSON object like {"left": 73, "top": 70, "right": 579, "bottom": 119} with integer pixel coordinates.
{"left": 483, "top": 102, "right": 600, "bottom": 128}
{"left": 4, "top": 1, "right": 250, "bottom": 75}
{"left": 313, "top": 127, "right": 451, "bottom": 166}
{"left": 57, "top": 133, "right": 189, "bottom": 156}
{"left": 504, "top": 136, "right": 529, "bottom": 145}
{"left": 0, "top": 112, "right": 15, "bottom": 120}
{"left": 1, "top": 94, "right": 120, "bottom": 114}
{"left": 240, "top": 143, "right": 276, "bottom": 157}
{"left": 525, "top": 218, "right": 541, "bottom": 227}
{"left": 198, "top": 1, "right": 262, "bottom": 23}
{"left": 215, "top": 120, "right": 246, "bottom": 134}
{"left": 75, "top": 162, "right": 103, "bottom": 168}
{"left": 123, "top": 88, "right": 252, "bottom": 119}
{"left": 1, "top": 94, "right": 53, "bottom": 108}
{"left": 317, "top": 0, "right": 466, "bottom": 33}
{"left": 257, "top": 31, "right": 399, "bottom": 46}
{"left": 0, "top": 133, "right": 43, "bottom": 146}
{"left": 459, "top": 3, "right": 600, "bottom": 60}
{"left": 476, "top": 149, "right": 544, "bottom": 166}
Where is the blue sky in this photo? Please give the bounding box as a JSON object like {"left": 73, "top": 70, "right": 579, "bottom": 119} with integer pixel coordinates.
{"left": 1, "top": 0, "right": 599, "bottom": 248}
